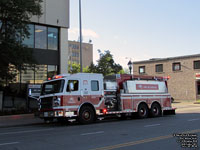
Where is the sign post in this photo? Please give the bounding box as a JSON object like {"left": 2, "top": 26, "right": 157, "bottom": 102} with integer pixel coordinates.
{"left": 27, "top": 84, "right": 41, "bottom": 111}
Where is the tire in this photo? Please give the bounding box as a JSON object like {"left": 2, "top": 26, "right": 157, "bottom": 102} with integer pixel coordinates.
{"left": 79, "top": 106, "right": 95, "bottom": 124}
{"left": 137, "top": 103, "right": 149, "bottom": 119}
{"left": 118, "top": 113, "right": 127, "bottom": 120}
{"left": 44, "top": 118, "right": 53, "bottom": 123}
{"left": 57, "top": 118, "right": 68, "bottom": 124}
{"left": 150, "top": 103, "right": 161, "bottom": 117}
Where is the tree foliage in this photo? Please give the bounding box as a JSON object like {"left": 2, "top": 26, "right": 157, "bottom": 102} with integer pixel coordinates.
{"left": 88, "top": 50, "right": 123, "bottom": 76}
{"left": 68, "top": 62, "right": 90, "bottom": 74}
{"left": 0, "top": 0, "right": 43, "bottom": 85}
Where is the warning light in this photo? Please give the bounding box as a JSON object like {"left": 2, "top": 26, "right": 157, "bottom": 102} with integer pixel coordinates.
{"left": 54, "top": 75, "right": 63, "bottom": 79}
{"left": 103, "top": 108, "right": 107, "bottom": 114}
{"left": 164, "top": 76, "right": 170, "bottom": 80}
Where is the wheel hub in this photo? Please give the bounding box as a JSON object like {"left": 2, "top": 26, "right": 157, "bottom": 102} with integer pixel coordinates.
{"left": 83, "top": 111, "right": 90, "bottom": 120}
{"left": 140, "top": 109, "right": 146, "bottom": 115}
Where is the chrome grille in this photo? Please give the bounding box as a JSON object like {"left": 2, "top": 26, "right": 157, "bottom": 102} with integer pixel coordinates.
{"left": 40, "top": 97, "right": 53, "bottom": 109}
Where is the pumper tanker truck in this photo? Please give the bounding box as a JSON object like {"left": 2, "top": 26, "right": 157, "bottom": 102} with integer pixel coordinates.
{"left": 38, "top": 73, "right": 175, "bottom": 124}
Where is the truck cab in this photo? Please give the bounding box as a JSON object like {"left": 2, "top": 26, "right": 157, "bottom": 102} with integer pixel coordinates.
{"left": 39, "top": 73, "right": 105, "bottom": 124}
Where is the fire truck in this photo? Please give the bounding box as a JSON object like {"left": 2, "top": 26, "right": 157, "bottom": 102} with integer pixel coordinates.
{"left": 39, "top": 73, "right": 175, "bottom": 124}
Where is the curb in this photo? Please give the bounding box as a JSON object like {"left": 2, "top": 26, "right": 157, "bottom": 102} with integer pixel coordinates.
{"left": 0, "top": 122, "right": 44, "bottom": 128}
{"left": 0, "top": 113, "right": 35, "bottom": 121}
{"left": 193, "top": 102, "right": 200, "bottom": 104}
{"left": 0, "top": 113, "right": 44, "bottom": 128}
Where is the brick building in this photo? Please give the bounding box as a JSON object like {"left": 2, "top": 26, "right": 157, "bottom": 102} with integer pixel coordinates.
{"left": 133, "top": 54, "right": 200, "bottom": 101}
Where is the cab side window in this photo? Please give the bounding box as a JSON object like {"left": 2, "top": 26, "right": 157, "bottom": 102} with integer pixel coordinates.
{"left": 91, "top": 80, "right": 99, "bottom": 91}
{"left": 67, "top": 80, "right": 79, "bottom": 92}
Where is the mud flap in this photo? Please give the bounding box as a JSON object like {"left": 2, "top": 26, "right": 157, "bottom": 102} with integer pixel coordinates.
{"left": 163, "top": 109, "right": 176, "bottom": 115}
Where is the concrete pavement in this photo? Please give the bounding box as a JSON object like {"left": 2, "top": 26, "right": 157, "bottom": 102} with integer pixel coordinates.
{"left": 0, "top": 101, "right": 199, "bottom": 128}
{"left": 0, "top": 114, "right": 43, "bottom": 128}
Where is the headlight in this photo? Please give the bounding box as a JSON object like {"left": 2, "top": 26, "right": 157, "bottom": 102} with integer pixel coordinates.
{"left": 53, "top": 97, "right": 61, "bottom": 107}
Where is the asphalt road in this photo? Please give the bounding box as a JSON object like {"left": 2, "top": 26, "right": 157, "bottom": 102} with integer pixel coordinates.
{"left": 0, "top": 104, "right": 200, "bottom": 150}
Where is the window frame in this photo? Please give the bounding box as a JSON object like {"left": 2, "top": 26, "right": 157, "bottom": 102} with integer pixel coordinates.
{"left": 155, "top": 64, "right": 163, "bottom": 73}
{"left": 139, "top": 66, "right": 145, "bottom": 74}
{"left": 47, "top": 27, "right": 58, "bottom": 50}
{"left": 22, "top": 24, "right": 34, "bottom": 48}
{"left": 91, "top": 80, "right": 99, "bottom": 91}
{"left": 66, "top": 80, "right": 79, "bottom": 92}
{"left": 194, "top": 60, "right": 200, "bottom": 69}
{"left": 172, "top": 62, "right": 181, "bottom": 71}
{"left": 35, "top": 25, "right": 47, "bottom": 49}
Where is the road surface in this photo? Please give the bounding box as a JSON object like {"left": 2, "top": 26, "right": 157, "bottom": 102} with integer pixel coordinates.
{"left": 0, "top": 103, "right": 200, "bottom": 150}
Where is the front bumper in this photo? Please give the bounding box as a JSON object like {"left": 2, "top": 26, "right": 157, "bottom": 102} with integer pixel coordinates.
{"left": 39, "top": 110, "right": 77, "bottom": 118}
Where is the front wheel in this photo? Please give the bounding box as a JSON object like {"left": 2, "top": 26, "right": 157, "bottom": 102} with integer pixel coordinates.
{"left": 78, "top": 106, "right": 95, "bottom": 124}
{"left": 137, "top": 103, "right": 149, "bottom": 119}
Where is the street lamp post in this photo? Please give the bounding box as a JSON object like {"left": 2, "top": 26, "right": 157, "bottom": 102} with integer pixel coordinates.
{"left": 79, "top": 0, "right": 83, "bottom": 72}
{"left": 127, "top": 60, "right": 133, "bottom": 75}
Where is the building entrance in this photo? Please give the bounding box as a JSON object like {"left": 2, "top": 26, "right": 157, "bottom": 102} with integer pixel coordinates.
{"left": 197, "top": 81, "right": 200, "bottom": 99}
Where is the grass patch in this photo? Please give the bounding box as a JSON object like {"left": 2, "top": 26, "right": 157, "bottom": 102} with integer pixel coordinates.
{"left": 196, "top": 99, "right": 200, "bottom": 103}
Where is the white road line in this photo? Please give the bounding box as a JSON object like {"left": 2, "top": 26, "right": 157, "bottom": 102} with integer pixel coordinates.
{"left": 0, "top": 128, "right": 54, "bottom": 135}
{"left": 0, "top": 142, "right": 19, "bottom": 146}
{"left": 81, "top": 131, "right": 104, "bottom": 136}
{"left": 188, "top": 118, "right": 200, "bottom": 122}
{"left": 144, "top": 124, "right": 161, "bottom": 128}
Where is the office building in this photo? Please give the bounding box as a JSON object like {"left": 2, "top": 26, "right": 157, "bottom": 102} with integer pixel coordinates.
{"left": 68, "top": 40, "right": 93, "bottom": 68}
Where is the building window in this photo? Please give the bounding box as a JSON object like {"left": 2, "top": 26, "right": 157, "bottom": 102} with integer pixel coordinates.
{"left": 173, "top": 62, "right": 181, "bottom": 71}
{"left": 47, "top": 65, "right": 57, "bottom": 79}
{"left": 91, "top": 80, "right": 99, "bottom": 91}
{"left": 194, "top": 61, "right": 200, "bottom": 69}
{"left": 22, "top": 24, "right": 34, "bottom": 48}
{"left": 155, "top": 64, "right": 163, "bottom": 72}
{"left": 21, "top": 65, "right": 35, "bottom": 83}
{"left": 35, "top": 65, "right": 48, "bottom": 83}
{"left": 72, "top": 52, "right": 79, "bottom": 57}
{"left": 69, "top": 44, "right": 79, "bottom": 49}
{"left": 35, "top": 25, "right": 47, "bottom": 49}
{"left": 139, "top": 66, "right": 145, "bottom": 74}
{"left": 48, "top": 27, "right": 58, "bottom": 50}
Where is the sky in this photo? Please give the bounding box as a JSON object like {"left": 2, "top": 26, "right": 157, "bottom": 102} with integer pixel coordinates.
{"left": 69, "top": 0, "right": 200, "bottom": 69}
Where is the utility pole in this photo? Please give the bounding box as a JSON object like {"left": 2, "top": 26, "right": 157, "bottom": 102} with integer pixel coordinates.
{"left": 79, "top": 0, "right": 83, "bottom": 72}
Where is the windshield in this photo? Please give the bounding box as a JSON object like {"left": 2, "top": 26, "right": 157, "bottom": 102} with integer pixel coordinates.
{"left": 41, "top": 79, "right": 65, "bottom": 95}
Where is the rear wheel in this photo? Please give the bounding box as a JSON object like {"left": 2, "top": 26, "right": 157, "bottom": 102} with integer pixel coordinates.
{"left": 137, "top": 103, "right": 149, "bottom": 119}
{"left": 79, "top": 106, "right": 95, "bottom": 124}
{"left": 118, "top": 113, "right": 127, "bottom": 120}
{"left": 150, "top": 103, "right": 161, "bottom": 117}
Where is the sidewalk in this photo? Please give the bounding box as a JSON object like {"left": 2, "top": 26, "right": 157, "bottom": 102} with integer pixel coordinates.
{"left": 172, "top": 100, "right": 200, "bottom": 109}
{"left": 0, "top": 113, "right": 43, "bottom": 128}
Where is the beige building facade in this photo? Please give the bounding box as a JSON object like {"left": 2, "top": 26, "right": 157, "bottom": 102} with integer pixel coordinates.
{"left": 133, "top": 54, "right": 200, "bottom": 101}
{"left": 68, "top": 41, "right": 93, "bottom": 68}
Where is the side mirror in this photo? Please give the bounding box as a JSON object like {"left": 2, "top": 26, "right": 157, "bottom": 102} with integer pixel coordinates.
{"left": 69, "top": 82, "right": 74, "bottom": 91}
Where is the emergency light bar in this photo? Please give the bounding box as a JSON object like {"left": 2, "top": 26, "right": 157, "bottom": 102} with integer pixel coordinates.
{"left": 52, "top": 74, "right": 70, "bottom": 80}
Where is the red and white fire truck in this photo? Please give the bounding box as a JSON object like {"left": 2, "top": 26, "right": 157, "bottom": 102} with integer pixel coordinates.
{"left": 39, "top": 73, "right": 175, "bottom": 124}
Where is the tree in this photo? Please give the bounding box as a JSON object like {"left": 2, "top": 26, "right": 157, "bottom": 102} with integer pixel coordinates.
{"left": 0, "top": 0, "right": 43, "bottom": 86}
{"left": 88, "top": 50, "right": 123, "bottom": 76}
{"left": 68, "top": 62, "right": 90, "bottom": 74}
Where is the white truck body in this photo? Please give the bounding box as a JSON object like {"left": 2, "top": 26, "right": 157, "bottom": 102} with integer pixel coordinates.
{"left": 38, "top": 73, "right": 175, "bottom": 124}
